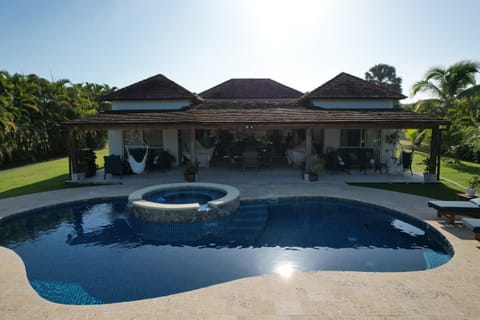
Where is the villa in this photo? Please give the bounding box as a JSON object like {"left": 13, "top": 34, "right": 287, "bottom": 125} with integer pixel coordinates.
{"left": 3, "top": 73, "right": 479, "bottom": 319}
{"left": 63, "top": 72, "right": 448, "bottom": 179}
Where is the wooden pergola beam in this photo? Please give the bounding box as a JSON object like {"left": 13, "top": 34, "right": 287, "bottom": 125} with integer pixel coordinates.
{"left": 305, "top": 128, "right": 312, "bottom": 171}
{"left": 430, "top": 125, "right": 441, "bottom": 176}
{"left": 68, "top": 129, "right": 78, "bottom": 179}
{"left": 189, "top": 128, "right": 196, "bottom": 165}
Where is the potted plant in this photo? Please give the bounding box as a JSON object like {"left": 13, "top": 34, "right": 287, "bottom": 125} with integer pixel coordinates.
{"left": 466, "top": 176, "right": 479, "bottom": 196}
{"left": 183, "top": 162, "right": 197, "bottom": 182}
{"left": 308, "top": 155, "right": 325, "bottom": 182}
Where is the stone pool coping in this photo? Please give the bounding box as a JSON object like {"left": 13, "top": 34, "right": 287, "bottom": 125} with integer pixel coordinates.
{"left": 1, "top": 182, "right": 480, "bottom": 319}
{"left": 128, "top": 182, "right": 240, "bottom": 223}
{"left": 128, "top": 182, "right": 240, "bottom": 209}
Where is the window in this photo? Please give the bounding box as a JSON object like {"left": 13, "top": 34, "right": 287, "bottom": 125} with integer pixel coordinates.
{"left": 340, "top": 129, "right": 364, "bottom": 147}
{"left": 123, "top": 129, "right": 163, "bottom": 147}
{"left": 143, "top": 129, "right": 163, "bottom": 147}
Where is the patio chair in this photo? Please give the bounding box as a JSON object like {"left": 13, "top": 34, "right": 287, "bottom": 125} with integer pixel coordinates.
{"left": 326, "top": 150, "right": 350, "bottom": 174}
{"left": 104, "top": 155, "right": 123, "bottom": 180}
{"left": 401, "top": 151, "right": 413, "bottom": 175}
{"left": 428, "top": 198, "right": 480, "bottom": 223}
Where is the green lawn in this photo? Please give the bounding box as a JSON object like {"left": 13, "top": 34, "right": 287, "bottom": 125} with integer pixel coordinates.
{"left": 0, "top": 148, "right": 109, "bottom": 199}
{"left": 350, "top": 149, "right": 480, "bottom": 200}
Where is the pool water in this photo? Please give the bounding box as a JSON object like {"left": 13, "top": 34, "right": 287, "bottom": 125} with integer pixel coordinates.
{"left": 144, "top": 188, "right": 227, "bottom": 204}
{"left": 0, "top": 197, "right": 452, "bottom": 305}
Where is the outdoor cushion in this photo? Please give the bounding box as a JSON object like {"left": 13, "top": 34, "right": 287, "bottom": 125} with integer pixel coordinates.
{"left": 462, "top": 217, "right": 480, "bottom": 232}
{"left": 428, "top": 200, "right": 480, "bottom": 213}
{"left": 470, "top": 198, "right": 480, "bottom": 206}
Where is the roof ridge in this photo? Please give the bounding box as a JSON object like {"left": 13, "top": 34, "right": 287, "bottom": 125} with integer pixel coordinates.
{"left": 103, "top": 74, "right": 197, "bottom": 101}
{"left": 339, "top": 72, "right": 402, "bottom": 96}
{"left": 303, "top": 72, "right": 406, "bottom": 100}
{"left": 200, "top": 78, "right": 303, "bottom": 99}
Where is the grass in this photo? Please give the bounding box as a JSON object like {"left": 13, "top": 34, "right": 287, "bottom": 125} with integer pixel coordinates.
{"left": 350, "top": 146, "right": 480, "bottom": 200}
{"left": 0, "top": 148, "right": 109, "bottom": 199}
{"left": 349, "top": 182, "right": 461, "bottom": 200}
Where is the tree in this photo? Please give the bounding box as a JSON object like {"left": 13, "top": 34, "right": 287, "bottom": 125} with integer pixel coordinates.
{"left": 365, "top": 64, "right": 402, "bottom": 93}
{"left": 0, "top": 70, "right": 114, "bottom": 167}
{"left": 412, "top": 60, "right": 480, "bottom": 118}
{"left": 412, "top": 60, "right": 480, "bottom": 162}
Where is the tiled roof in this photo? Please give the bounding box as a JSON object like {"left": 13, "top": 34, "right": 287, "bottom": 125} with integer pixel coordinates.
{"left": 303, "top": 72, "right": 406, "bottom": 100}
{"left": 200, "top": 78, "right": 304, "bottom": 99}
{"left": 102, "top": 74, "right": 198, "bottom": 101}
{"left": 64, "top": 102, "right": 448, "bottom": 129}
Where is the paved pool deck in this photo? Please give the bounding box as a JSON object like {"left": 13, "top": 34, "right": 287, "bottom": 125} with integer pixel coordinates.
{"left": 1, "top": 179, "right": 479, "bottom": 319}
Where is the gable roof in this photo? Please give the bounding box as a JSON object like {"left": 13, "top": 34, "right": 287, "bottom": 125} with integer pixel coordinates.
{"left": 102, "top": 74, "right": 198, "bottom": 101}
{"left": 200, "top": 78, "right": 303, "bottom": 99}
{"left": 303, "top": 72, "right": 407, "bottom": 100}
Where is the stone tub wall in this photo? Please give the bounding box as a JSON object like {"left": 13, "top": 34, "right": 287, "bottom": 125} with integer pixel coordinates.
{"left": 128, "top": 183, "right": 240, "bottom": 224}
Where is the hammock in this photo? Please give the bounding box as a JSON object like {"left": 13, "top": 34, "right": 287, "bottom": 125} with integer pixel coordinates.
{"left": 126, "top": 146, "right": 149, "bottom": 174}
{"left": 125, "top": 132, "right": 149, "bottom": 174}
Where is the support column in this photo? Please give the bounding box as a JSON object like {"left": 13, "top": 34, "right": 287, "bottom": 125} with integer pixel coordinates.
{"left": 305, "top": 127, "right": 312, "bottom": 171}
{"left": 189, "top": 128, "right": 196, "bottom": 165}
{"left": 68, "top": 129, "right": 78, "bottom": 180}
{"left": 429, "top": 125, "right": 440, "bottom": 175}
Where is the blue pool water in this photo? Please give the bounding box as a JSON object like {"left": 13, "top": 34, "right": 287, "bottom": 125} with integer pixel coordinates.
{"left": 0, "top": 197, "right": 452, "bottom": 305}
{"left": 144, "top": 188, "right": 227, "bottom": 204}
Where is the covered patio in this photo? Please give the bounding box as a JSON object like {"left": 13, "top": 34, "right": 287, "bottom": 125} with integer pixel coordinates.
{"left": 78, "top": 164, "right": 425, "bottom": 186}
{"left": 64, "top": 112, "right": 447, "bottom": 185}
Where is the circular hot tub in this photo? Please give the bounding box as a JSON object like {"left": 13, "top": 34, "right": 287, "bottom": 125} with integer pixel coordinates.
{"left": 127, "top": 183, "right": 240, "bottom": 223}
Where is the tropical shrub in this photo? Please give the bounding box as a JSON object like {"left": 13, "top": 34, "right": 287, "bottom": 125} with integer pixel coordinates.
{"left": 0, "top": 70, "right": 114, "bottom": 168}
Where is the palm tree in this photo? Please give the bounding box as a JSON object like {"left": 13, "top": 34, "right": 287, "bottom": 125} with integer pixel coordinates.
{"left": 412, "top": 61, "right": 480, "bottom": 163}
{"left": 365, "top": 64, "right": 403, "bottom": 93}
{"left": 412, "top": 60, "right": 480, "bottom": 118}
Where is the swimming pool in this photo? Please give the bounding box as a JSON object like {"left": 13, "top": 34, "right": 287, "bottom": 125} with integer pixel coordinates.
{"left": 0, "top": 197, "right": 452, "bottom": 305}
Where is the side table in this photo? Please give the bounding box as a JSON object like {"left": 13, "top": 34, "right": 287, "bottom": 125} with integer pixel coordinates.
{"left": 456, "top": 193, "right": 477, "bottom": 201}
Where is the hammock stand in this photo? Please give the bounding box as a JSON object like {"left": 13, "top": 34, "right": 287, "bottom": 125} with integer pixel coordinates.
{"left": 125, "top": 133, "right": 149, "bottom": 174}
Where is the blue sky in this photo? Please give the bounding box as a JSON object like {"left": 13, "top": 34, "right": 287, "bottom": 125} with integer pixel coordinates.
{"left": 1, "top": 0, "right": 479, "bottom": 102}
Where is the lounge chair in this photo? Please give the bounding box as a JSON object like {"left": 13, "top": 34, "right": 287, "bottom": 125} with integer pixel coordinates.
{"left": 428, "top": 198, "right": 480, "bottom": 223}
{"left": 461, "top": 217, "right": 480, "bottom": 241}
{"left": 104, "top": 155, "right": 123, "bottom": 179}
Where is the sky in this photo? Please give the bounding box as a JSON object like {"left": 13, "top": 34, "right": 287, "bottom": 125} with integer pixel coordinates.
{"left": 1, "top": 0, "right": 479, "bottom": 103}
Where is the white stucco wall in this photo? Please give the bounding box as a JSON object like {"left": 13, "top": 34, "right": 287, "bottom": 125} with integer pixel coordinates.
{"left": 311, "top": 99, "right": 393, "bottom": 109}
{"left": 108, "top": 130, "right": 123, "bottom": 157}
{"left": 112, "top": 100, "right": 191, "bottom": 111}
{"left": 162, "top": 129, "right": 179, "bottom": 166}
{"left": 380, "top": 129, "right": 398, "bottom": 163}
